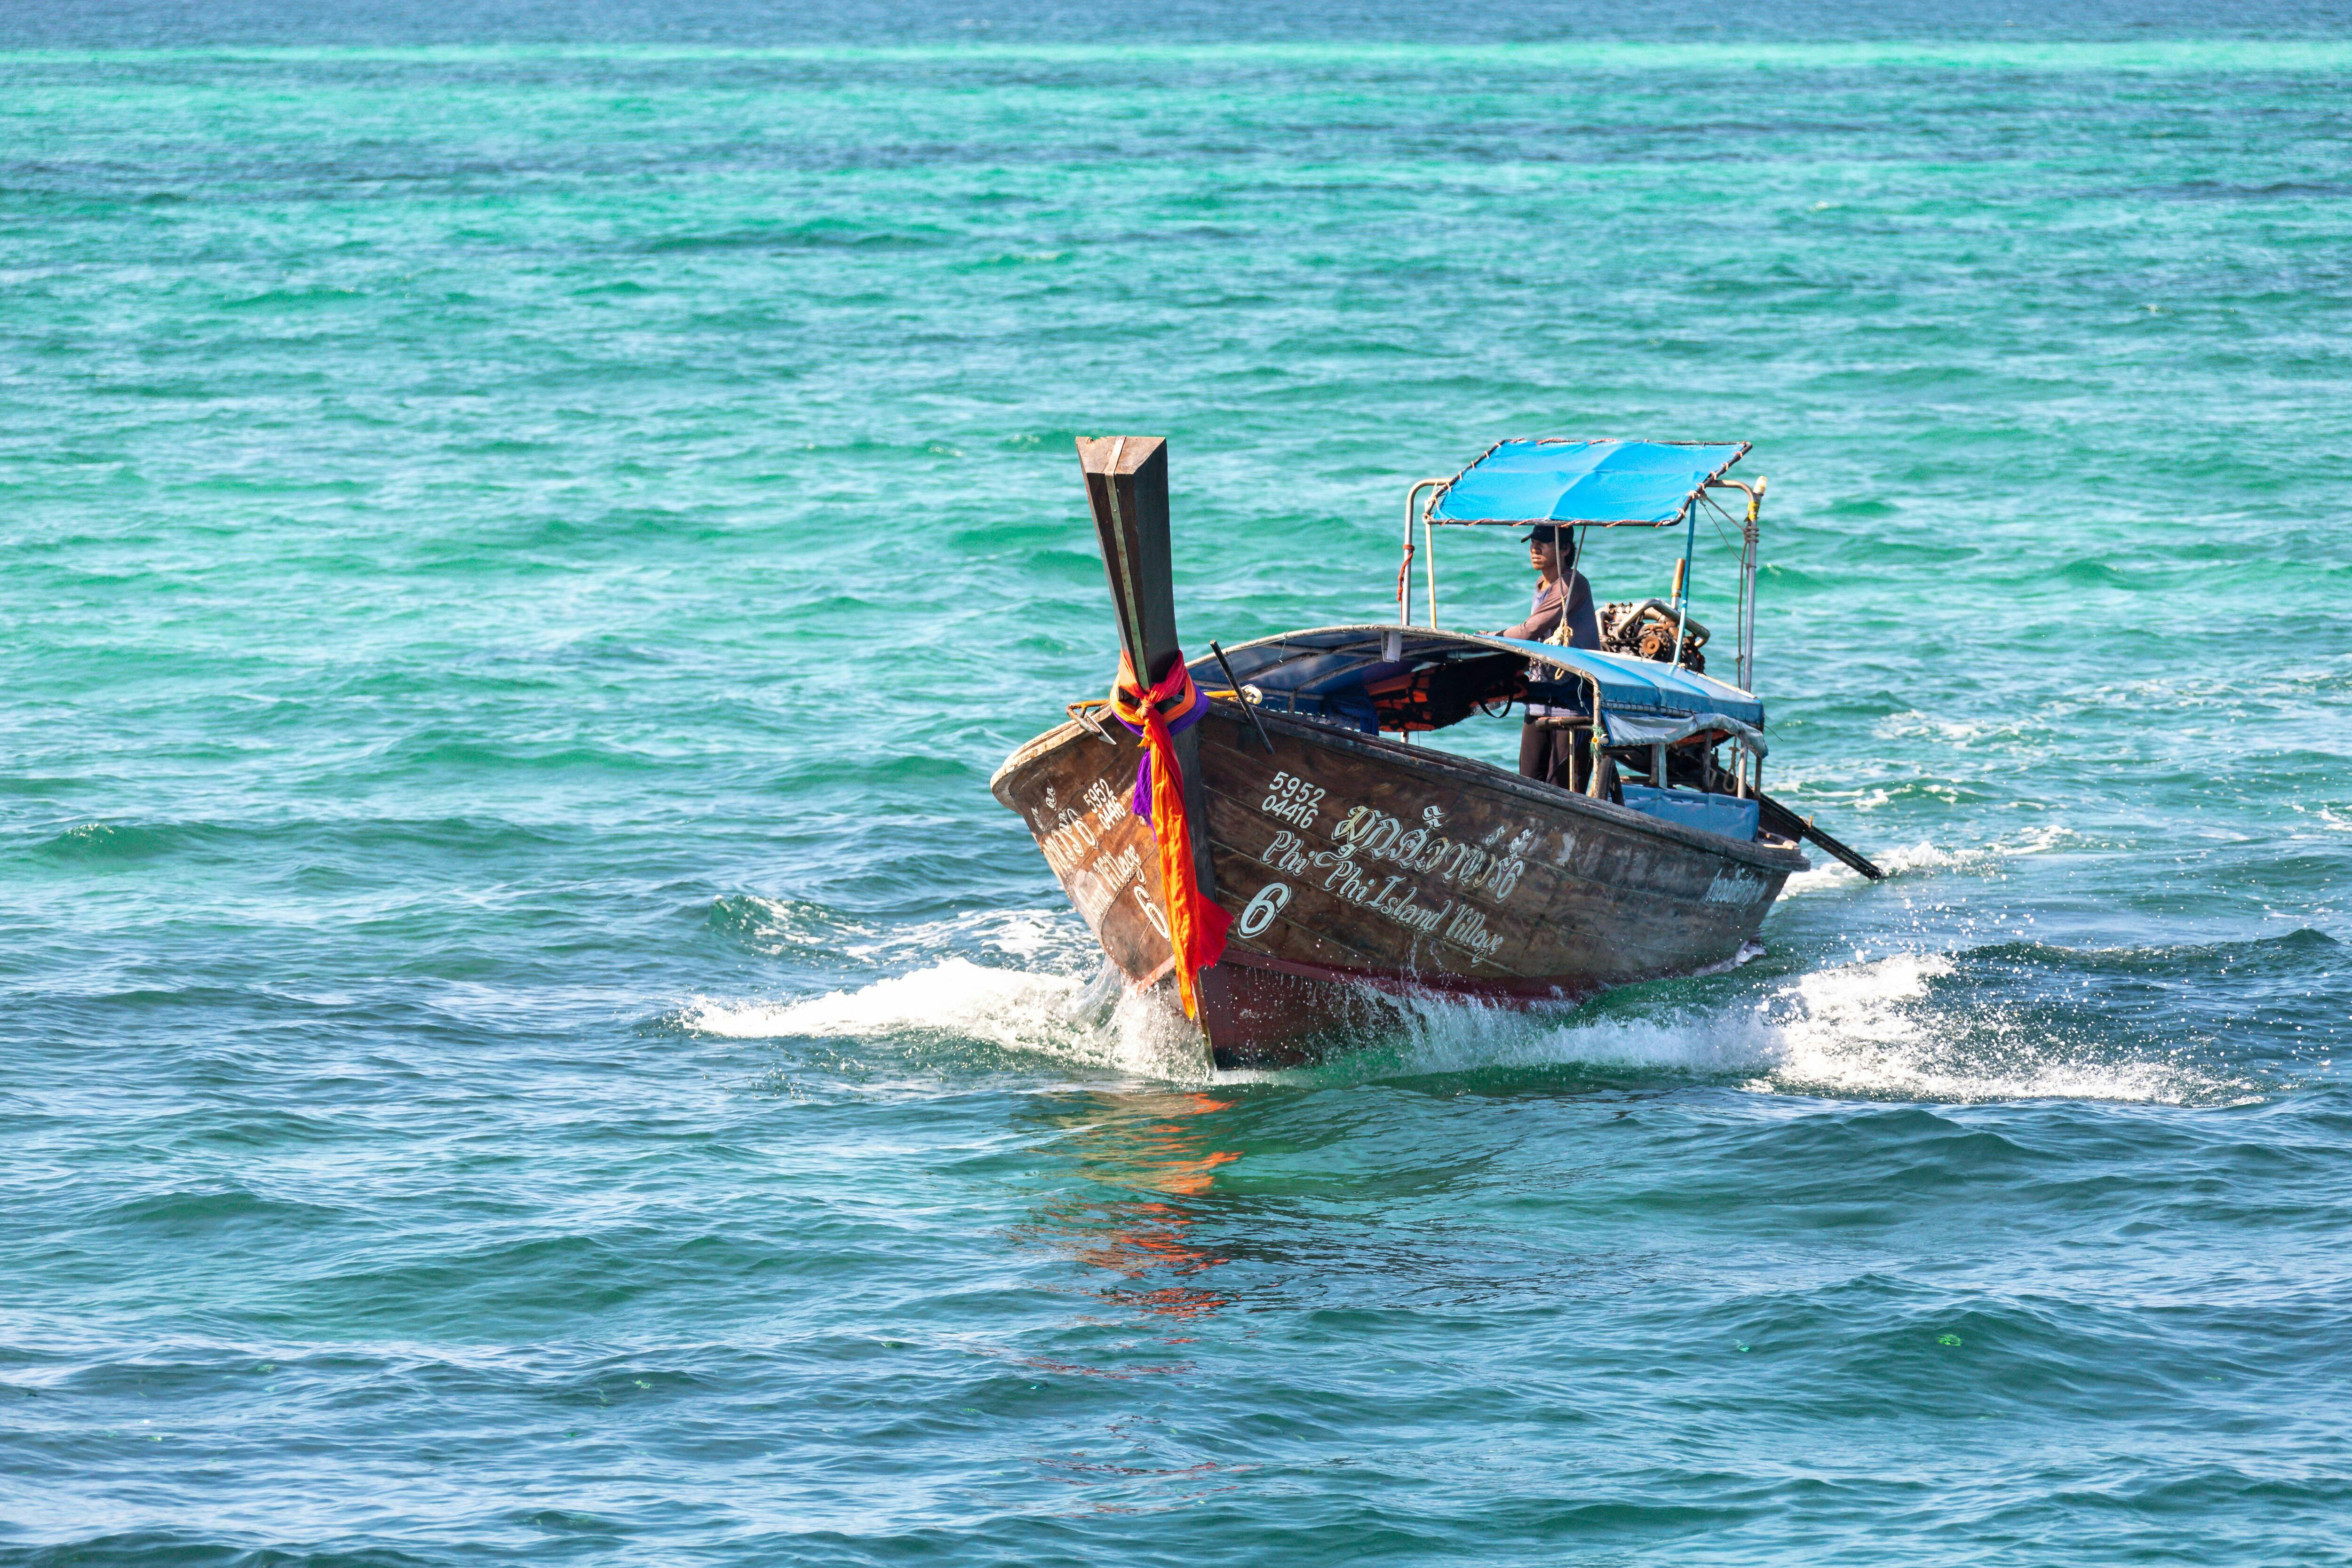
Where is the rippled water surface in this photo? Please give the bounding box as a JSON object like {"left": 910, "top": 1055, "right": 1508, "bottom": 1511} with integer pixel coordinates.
{"left": 5, "top": 7, "right": 2352, "bottom": 1563}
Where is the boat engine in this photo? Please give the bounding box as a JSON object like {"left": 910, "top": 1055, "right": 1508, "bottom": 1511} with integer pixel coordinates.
{"left": 1600, "top": 599, "right": 1708, "bottom": 674}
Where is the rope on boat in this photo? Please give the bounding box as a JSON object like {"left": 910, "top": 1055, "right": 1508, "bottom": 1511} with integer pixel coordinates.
{"left": 1108, "top": 651, "right": 1233, "bottom": 1019}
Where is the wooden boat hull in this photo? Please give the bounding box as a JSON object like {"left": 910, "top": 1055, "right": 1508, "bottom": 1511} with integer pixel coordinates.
{"left": 992, "top": 702, "right": 1805, "bottom": 1071}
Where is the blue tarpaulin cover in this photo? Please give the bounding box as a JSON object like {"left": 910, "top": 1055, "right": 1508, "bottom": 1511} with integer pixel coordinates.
{"left": 1620, "top": 786, "right": 1762, "bottom": 841}
{"left": 1482, "top": 636, "right": 1764, "bottom": 730}
{"left": 1195, "top": 626, "right": 1766, "bottom": 748}
{"left": 1430, "top": 438, "right": 1750, "bottom": 527}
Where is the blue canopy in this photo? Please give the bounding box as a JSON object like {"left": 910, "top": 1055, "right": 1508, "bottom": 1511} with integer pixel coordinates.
{"left": 1429, "top": 438, "right": 1750, "bottom": 528}
{"left": 1486, "top": 635, "right": 1764, "bottom": 731}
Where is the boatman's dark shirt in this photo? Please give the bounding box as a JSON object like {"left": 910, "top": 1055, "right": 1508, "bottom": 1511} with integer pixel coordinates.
{"left": 1503, "top": 570, "right": 1602, "bottom": 650}
{"left": 1504, "top": 571, "right": 1602, "bottom": 718}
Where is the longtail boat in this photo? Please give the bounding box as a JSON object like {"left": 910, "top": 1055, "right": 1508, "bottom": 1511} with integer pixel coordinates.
{"left": 991, "top": 436, "right": 1880, "bottom": 1071}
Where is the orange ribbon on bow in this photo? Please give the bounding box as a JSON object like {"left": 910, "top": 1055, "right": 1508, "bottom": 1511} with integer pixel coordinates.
{"left": 1109, "top": 650, "right": 1233, "bottom": 1020}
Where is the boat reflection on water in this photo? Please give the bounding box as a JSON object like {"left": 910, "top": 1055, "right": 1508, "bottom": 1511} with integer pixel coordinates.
{"left": 1014, "top": 1089, "right": 1240, "bottom": 1325}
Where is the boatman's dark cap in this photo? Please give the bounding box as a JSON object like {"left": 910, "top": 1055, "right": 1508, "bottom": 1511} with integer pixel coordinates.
{"left": 1521, "top": 523, "right": 1574, "bottom": 546}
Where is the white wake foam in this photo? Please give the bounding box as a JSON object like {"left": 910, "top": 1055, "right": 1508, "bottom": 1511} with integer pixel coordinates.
{"left": 684, "top": 946, "right": 2233, "bottom": 1105}
{"left": 1367, "top": 950, "right": 2234, "bottom": 1104}
{"left": 681, "top": 956, "right": 1214, "bottom": 1083}
{"left": 724, "top": 899, "right": 1092, "bottom": 966}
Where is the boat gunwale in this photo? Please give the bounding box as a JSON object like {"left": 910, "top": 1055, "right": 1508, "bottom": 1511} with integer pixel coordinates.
{"left": 992, "top": 703, "right": 1808, "bottom": 876}
{"left": 1222, "top": 701, "right": 1807, "bottom": 874}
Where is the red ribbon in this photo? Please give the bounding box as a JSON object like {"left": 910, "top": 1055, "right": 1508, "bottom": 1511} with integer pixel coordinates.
{"left": 1109, "top": 651, "right": 1232, "bottom": 1021}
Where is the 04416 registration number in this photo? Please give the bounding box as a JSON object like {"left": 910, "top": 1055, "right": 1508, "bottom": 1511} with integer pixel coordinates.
{"left": 1259, "top": 771, "right": 1325, "bottom": 829}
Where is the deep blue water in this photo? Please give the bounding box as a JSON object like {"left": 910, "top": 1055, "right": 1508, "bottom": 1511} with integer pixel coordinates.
{"left": 4, "top": 3, "right": 2351, "bottom": 1562}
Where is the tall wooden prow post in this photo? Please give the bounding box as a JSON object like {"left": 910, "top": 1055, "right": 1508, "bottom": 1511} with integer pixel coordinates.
{"left": 1075, "top": 436, "right": 1217, "bottom": 900}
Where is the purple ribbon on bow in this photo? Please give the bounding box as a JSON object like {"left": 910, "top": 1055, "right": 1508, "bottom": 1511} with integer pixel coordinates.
{"left": 1113, "top": 680, "right": 1212, "bottom": 823}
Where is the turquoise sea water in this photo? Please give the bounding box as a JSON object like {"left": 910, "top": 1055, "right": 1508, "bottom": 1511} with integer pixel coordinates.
{"left": 7, "top": 15, "right": 2352, "bottom": 1563}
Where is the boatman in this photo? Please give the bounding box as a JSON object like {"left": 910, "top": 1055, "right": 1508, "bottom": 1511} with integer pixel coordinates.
{"left": 1498, "top": 523, "right": 1613, "bottom": 796}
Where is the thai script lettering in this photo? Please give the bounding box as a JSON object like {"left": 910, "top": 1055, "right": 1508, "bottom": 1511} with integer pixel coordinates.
{"left": 1038, "top": 777, "right": 1136, "bottom": 877}
{"left": 1703, "top": 868, "right": 1766, "bottom": 906}
{"left": 1326, "top": 806, "right": 1526, "bottom": 903}
{"left": 1038, "top": 810, "right": 1097, "bottom": 877}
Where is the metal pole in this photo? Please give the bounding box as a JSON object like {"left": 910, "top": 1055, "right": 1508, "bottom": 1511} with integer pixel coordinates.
{"left": 1398, "top": 478, "right": 1442, "bottom": 628}
{"left": 1672, "top": 500, "right": 1698, "bottom": 672}
{"left": 1703, "top": 477, "right": 1765, "bottom": 690}
{"left": 1398, "top": 482, "right": 1419, "bottom": 627}
{"left": 1208, "top": 640, "right": 1274, "bottom": 753}
{"left": 1423, "top": 512, "right": 1439, "bottom": 629}
{"left": 1742, "top": 476, "right": 1766, "bottom": 692}
{"left": 1738, "top": 521, "right": 1755, "bottom": 691}
{"left": 1587, "top": 676, "right": 1606, "bottom": 797}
